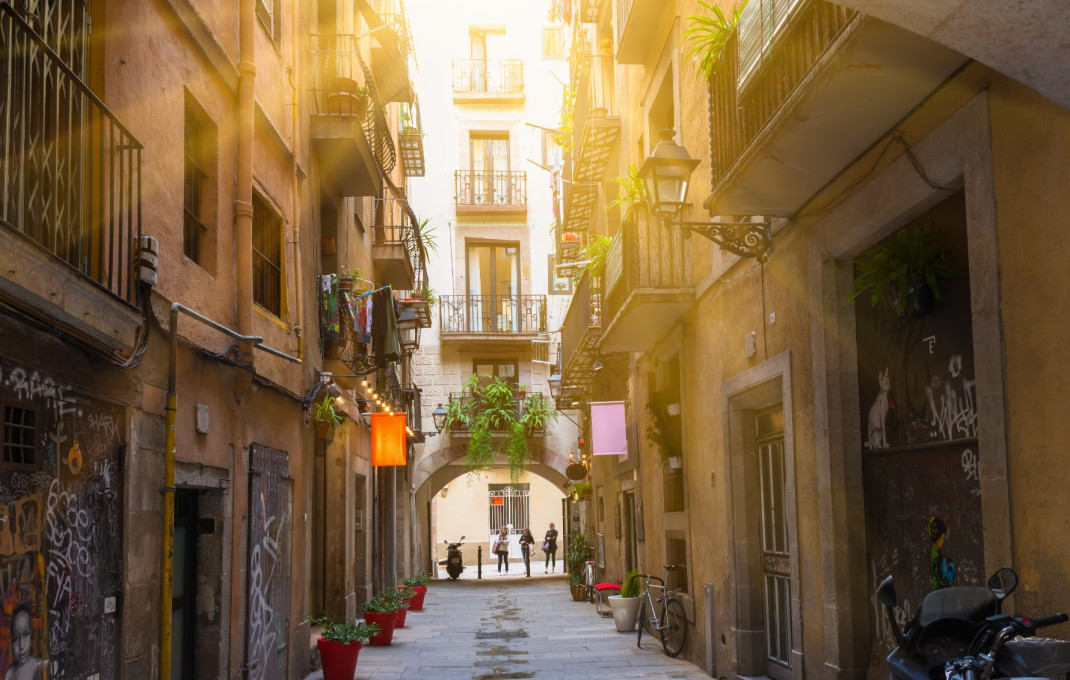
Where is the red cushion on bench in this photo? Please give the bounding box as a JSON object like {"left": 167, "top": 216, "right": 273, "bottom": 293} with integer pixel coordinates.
{"left": 594, "top": 583, "right": 621, "bottom": 592}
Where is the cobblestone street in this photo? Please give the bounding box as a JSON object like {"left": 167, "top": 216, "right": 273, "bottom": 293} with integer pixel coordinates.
{"left": 304, "top": 572, "right": 709, "bottom": 680}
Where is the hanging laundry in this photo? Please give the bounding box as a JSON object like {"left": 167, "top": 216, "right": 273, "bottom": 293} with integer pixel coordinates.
{"left": 321, "top": 275, "right": 340, "bottom": 335}
{"left": 371, "top": 286, "right": 401, "bottom": 365}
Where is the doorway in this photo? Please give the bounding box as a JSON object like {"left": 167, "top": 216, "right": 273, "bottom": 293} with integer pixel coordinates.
{"left": 171, "top": 490, "right": 198, "bottom": 680}
{"left": 466, "top": 242, "right": 519, "bottom": 332}
{"left": 756, "top": 406, "right": 791, "bottom": 679}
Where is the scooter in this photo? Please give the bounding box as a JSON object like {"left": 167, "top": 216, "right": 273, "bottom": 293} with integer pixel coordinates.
{"left": 439, "top": 536, "right": 465, "bottom": 580}
{"left": 876, "top": 567, "right": 1069, "bottom": 680}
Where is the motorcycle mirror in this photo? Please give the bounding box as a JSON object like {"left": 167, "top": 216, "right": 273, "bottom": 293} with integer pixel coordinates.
{"left": 988, "top": 567, "right": 1018, "bottom": 602}
{"left": 876, "top": 575, "right": 897, "bottom": 608}
{"left": 459, "top": 535, "right": 465, "bottom": 540}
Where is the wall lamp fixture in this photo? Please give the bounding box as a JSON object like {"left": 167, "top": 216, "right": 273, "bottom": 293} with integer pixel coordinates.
{"left": 639, "top": 129, "right": 772, "bottom": 263}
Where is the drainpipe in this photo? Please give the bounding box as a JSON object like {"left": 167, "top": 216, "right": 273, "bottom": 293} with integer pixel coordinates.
{"left": 160, "top": 304, "right": 298, "bottom": 680}
{"left": 234, "top": 0, "right": 257, "bottom": 397}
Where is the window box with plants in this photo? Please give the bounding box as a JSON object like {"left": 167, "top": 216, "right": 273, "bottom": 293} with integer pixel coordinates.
{"left": 444, "top": 375, "right": 558, "bottom": 481}
{"left": 313, "top": 616, "right": 379, "bottom": 680}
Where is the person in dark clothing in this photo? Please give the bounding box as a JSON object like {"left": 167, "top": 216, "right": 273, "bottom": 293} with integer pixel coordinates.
{"left": 543, "top": 523, "right": 559, "bottom": 573}
{"left": 519, "top": 528, "right": 536, "bottom": 575}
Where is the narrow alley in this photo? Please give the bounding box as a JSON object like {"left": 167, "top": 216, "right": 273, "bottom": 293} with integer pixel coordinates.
{"left": 304, "top": 575, "right": 709, "bottom": 680}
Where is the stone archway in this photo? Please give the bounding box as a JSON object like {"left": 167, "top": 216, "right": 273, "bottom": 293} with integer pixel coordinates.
{"left": 413, "top": 442, "right": 573, "bottom": 574}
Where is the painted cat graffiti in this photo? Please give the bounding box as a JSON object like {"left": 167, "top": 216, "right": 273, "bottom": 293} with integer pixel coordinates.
{"left": 867, "top": 368, "right": 891, "bottom": 449}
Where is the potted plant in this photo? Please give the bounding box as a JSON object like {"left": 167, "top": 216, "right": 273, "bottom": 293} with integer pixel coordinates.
{"left": 569, "top": 481, "right": 592, "bottom": 500}
{"left": 567, "top": 532, "right": 592, "bottom": 601}
{"left": 362, "top": 596, "right": 400, "bottom": 646}
{"left": 680, "top": 2, "right": 742, "bottom": 82}
{"left": 313, "top": 397, "right": 346, "bottom": 441}
{"left": 646, "top": 390, "right": 681, "bottom": 469}
{"left": 607, "top": 164, "right": 649, "bottom": 221}
{"left": 401, "top": 574, "right": 431, "bottom": 610}
{"left": 312, "top": 616, "right": 378, "bottom": 680}
{"left": 607, "top": 569, "right": 641, "bottom": 632}
{"left": 381, "top": 587, "right": 414, "bottom": 628}
{"left": 851, "top": 222, "right": 958, "bottom": 318}
{"left": 327, "top": 78, "right": 370, "bottom": 115}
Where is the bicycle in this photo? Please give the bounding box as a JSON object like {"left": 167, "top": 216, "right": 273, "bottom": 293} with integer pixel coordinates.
{"left": 635, "top": 564, "right": 687, "bottom": 658}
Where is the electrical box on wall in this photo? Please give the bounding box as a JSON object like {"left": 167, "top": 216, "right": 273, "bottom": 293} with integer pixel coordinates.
{"left": 744, "top": 332, "right": 756, "bottom": 358}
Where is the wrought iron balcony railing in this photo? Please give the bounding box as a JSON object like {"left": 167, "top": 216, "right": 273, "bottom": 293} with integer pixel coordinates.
{"left": 446, "top": 391, "right": 548, "bottom": 435}
{"left": 310, "top": 33, "right": 396, "bottom": 174}
{"left": 452, "top": 59, "right": 524, "bottom": 95}
{"left": 440, "top": 295, "right": 547, "bottom": 335}
{"left": 454, "top": 170, "right": 527, "bottom": 208}
{"left": 708, "top": 1, "right": 856, "bottom": 189}
{"left": 602, "top": 213, "right": 692, "bottom": 331}
{"left": 322, "top": 280, "right": 378, "bottom": 374}
{"left": 559, "top": 272, "right": 601, "bottom": 382}
{"left": 374, "top": 189, "right": 428, "bottom": 292}
{"left": 0, "top": 4, "right": 142, "bottom": 305}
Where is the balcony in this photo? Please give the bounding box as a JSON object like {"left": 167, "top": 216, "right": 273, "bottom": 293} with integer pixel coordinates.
{"left": 355, "top": 0, "right": 414, "bottom": 103}
{"left": 310, "top": 34, "right": 396, "bottom": 197}
{"left": 0, "top": 4, "right": 143, "bottom": 352}
{"left": 372, "top": 195, "right": 419, "bottom": 289}
{"left": 599, "top": 213, "right": 692, "bottom": 353}
{"left": 615, "top": 0, "right": 667, "bottom": 63}
{"left": 403, "top": 383, "right": 424, "bottom": 443}
{"left": 439, "top": 295, "right": 547, "bottom": 342}
{"left": 398, "top": 98, "right": 424, "bottom": 177}
{"left": 705, "top": 1, "right": 968, "bottom": 216}
{"left": 558, "top": 272, "right": 602, "bottom": 402}
{"left": 452, "top": 59, "right": 525, "bottom": 104}
{"left": 445, "top": 392, "right": 548, "bottom": 437}
{"left": 454, "top": 170, "right": 527, "bottom": 215}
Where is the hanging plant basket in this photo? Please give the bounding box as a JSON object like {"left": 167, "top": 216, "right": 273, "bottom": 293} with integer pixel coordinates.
{"left": 313, "top": 419, "right": 334, "bottom": 441}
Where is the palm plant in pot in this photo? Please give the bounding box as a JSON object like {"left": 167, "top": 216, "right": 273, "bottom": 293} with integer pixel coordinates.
{"left": 607, "top": 569, "right": 641, "bottom": 632}
{"left": 312, "top": 616, "right": 379, "bottom": 680}
{"left": 566, "top": 532, "right": 592, "bottom": 601}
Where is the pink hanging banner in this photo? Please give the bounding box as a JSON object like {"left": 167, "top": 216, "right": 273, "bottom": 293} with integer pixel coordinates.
{"left": 590, "top": 401, "right": 627, "bottom": 456}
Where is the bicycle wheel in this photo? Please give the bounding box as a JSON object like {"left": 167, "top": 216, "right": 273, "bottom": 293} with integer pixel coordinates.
{"left": 660, "top": 598, "right": 687, "bottom": 658}
{"left": 636, "top": 598, "right": 647, "bottom": 647}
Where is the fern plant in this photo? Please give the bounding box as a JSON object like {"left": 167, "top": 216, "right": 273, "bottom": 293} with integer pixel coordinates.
{"left": 680, "top": 2, "right": 742, "bottom": 82}
{"left": 850, "top": 222, "right": 958, "bottom": 317}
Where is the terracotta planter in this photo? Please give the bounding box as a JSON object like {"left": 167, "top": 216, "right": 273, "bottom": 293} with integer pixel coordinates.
{"left": 317, "top": 637, "right": 361, "bottom": 680}
{"left": 408, "top": 586, "right": 427, "bottom": 611}
{"left": 395, "top": 605, "right": 409, "bottom": 628}
{"left": 363, "top": 611, "right": 396, "bottom": 646}
{"left": 313, "top": 419, "right": 333, "bottom": 441}
{"left": 327, "top": 91, "right": 369, "bottom": 116}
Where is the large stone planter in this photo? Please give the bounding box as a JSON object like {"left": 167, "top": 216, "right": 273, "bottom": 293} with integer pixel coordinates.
{"left": 608, "top": 595, "right": 640, "bottom": 632}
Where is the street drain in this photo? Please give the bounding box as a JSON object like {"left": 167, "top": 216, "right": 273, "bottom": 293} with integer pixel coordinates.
{"left": 472, "top": 673, "right": 534, "bottom": 680}
{"left": 476, "top": 646, "right": 529, "bottom": 656}
{"left": 475, "top": 630, "right": 529, "bottom": 640}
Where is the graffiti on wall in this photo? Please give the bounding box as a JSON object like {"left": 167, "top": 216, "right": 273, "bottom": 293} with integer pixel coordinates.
{"left": 853, "top": 194, "right": 984, "bottom": 651}
{"left": 0, "top": 358, "right": 123, "bottom": 679}
{"left": 245, "top": 445, "right": 291, "bottom": 680}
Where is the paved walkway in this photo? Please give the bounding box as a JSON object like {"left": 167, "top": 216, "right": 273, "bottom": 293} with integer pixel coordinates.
{"left": 303, "top": 571, "right": 709, "bottom": 679}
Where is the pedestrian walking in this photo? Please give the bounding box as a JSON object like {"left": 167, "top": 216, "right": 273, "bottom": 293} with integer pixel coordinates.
{"left": 492, "top": 526, "right": 510, "bottom": 573}
{"left": 519, "top": 528, "right": 535, "bottom": 576}
{"left": 542, "top": 523, "right": 559, "bottom": 573}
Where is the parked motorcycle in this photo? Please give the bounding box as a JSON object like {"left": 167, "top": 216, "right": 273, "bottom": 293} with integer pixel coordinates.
{"left": 943, "top": 612, "right": 1070, "bottom": 680}
{"left": 876, "top": 567, "right": 1069, "bottom": 680}
{"left": 439, "top": 536, "right": 465, "bottom": 580}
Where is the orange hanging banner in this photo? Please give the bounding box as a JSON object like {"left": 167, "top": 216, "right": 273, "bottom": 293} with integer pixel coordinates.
{"left": 371, "top": 413, "right": 407, "bottom": 466}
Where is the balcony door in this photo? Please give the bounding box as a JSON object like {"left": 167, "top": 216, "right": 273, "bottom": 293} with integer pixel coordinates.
{"left": 467, "top": 243, "right": 519, "bottom": 332}
{"left": 470, "top": 29, "right": 506, "bottom": 91}
{"left": 470, "top": 134, "right": 510, "bottom": 205}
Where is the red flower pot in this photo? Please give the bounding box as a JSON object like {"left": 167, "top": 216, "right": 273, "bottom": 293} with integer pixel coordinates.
{"left": 395, "top": 605, "right": 409, "bottom": 628}
{"left": 363, "top": 611, "right": 396, "bottom": 646}
{"left": 317, "top": 637, "right": 361, "bottom": 680}
{"left": 408, "top": 586, "right": 427, "bottom": 611}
